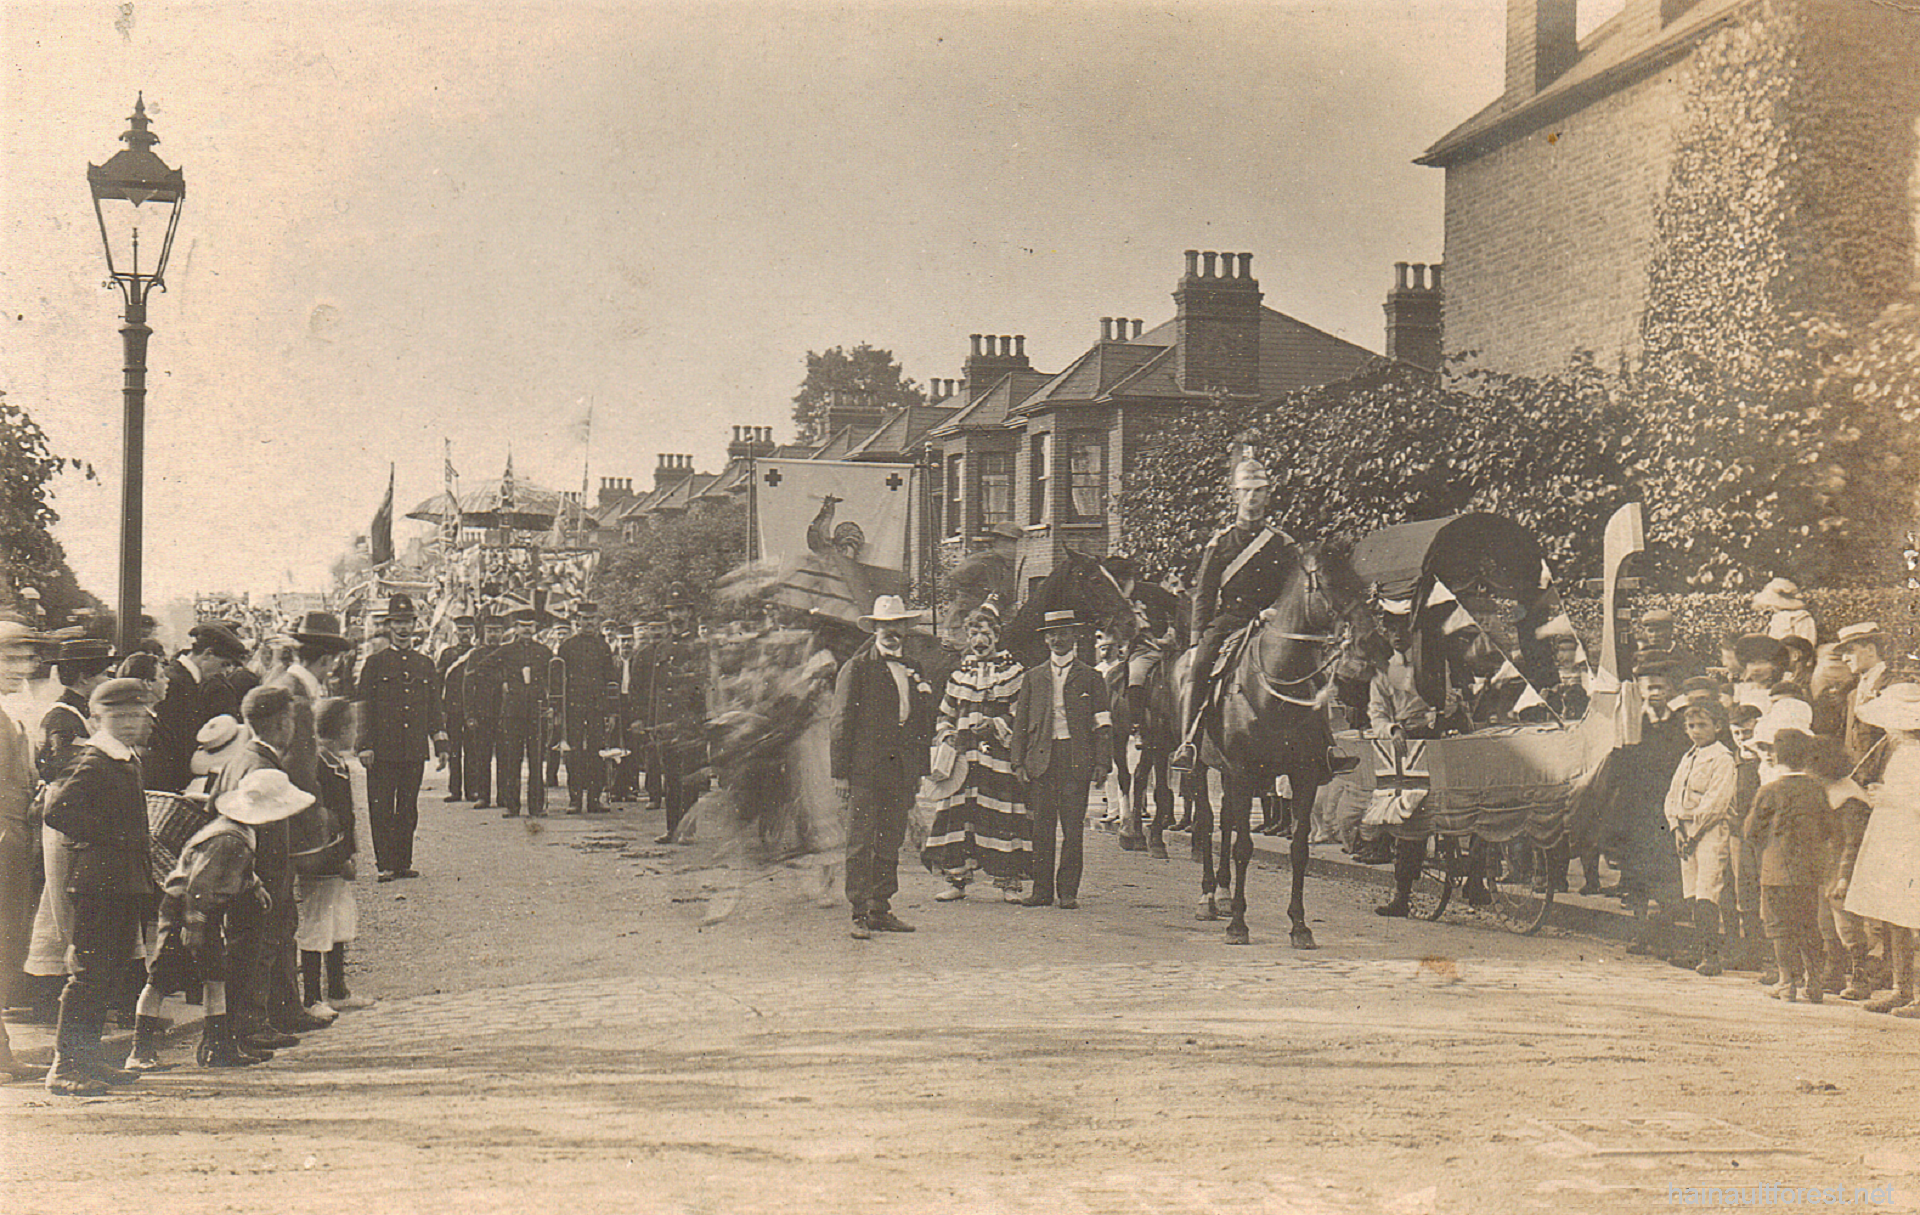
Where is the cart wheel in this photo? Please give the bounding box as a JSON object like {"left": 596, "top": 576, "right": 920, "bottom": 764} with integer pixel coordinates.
{"left": 1487, "top": 838, "right": 1553, "bottom": 935}
{"left": 1408, "top": 835, "right": 1457, "bottom": 922}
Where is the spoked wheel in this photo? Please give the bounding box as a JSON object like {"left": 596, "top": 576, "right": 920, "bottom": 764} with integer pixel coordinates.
{"left": 1407, "top": 835, "right": 1458, "bottom": 922}
{"left": 1485, "top": 836, "right": 1554, "bottom": 935}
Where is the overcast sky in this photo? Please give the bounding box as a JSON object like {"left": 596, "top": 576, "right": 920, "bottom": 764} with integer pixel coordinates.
{"left": 2, "top": 0, "right": 1507, "bottom": 605}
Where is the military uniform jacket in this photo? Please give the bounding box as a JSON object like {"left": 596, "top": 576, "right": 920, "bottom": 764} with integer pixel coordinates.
{"left": 44, "top": 738, "right": 154, "bottom": 897}
{"left": 463, "top": 644, "right": 503, "bottom": 725}
{"left": 355, "top": 644, "right": 442, "bottom": 764}
{"left": 644, "top": 633, "right": 707, "bottom": 750}
{"left": 496, "top": 638, "right": 552, "bottom": 722}
{"left": 556, "top": 632, "right": 616, "bottom": 727}
{"left": 437, "top": 642, "right": 471, "bottom": 729}
{"left": 36, "top": 689, "right": 91, "bottom": 783}
{"left": 1191, "top": 520, "right": 1298, "bottom": 635}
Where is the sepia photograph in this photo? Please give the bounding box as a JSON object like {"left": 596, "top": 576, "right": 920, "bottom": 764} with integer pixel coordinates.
{"left": 2, "top": 1, "right": 1917, "bottom": 1211}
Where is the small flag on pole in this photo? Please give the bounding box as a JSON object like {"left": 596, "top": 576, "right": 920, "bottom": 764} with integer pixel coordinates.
{"left": 370, "top": 464, "right": 395, "bottom": 566}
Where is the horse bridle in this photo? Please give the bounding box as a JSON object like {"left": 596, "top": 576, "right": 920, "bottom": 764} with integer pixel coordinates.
{"left": 1255, "top": 545, "right": 1369, "bottom": 710}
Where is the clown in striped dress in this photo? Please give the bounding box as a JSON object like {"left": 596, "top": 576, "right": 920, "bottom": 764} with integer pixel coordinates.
{"left": 921, "top": 603, "right": 1030, "bottom": 901}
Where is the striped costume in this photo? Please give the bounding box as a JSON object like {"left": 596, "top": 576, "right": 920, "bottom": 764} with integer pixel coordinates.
{"left": 920, "top": 652, "right": 1030, "bottom": 885}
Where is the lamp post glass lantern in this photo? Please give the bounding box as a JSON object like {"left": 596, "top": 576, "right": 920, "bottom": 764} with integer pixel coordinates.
{"left": 88, "top": 94, "right": 184, "bottom": 655}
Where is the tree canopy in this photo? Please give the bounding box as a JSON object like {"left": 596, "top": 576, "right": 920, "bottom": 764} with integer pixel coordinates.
{"left": 0, "top": 388, "right": 99, "bottom": 625}
{"left": 594, "top": 502, "right": 749, "bottom": 623}
{"left": 790, "top": 344, "right": 924, "bottom": 444}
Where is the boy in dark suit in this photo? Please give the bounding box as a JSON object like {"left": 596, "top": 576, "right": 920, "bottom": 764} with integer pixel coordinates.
{"left": 830, "top": 595, "right": 936, "bottom": 939}
{"left": 1012, "top": 611, "right": 1113, "bottom": 910}
{"left": 42, "top": 678, "right": 155, "bottom": 1095}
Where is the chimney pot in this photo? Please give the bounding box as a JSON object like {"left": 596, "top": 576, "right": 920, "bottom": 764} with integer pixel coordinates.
{"left": 1202, "top": 251, "right": 1219, "bottom": 278}
{"left": 1100, "top": 317, "right": 1114, "bottom": 341}
{"left": 1395, "top": 262, "right": 1410, "bottom": 291}
{"left": 1429, "top": 264, "right": 1443, "bottom": 293}
{"left": 969, "top": 334, "right": 982, "bottom": 357}
{"left": 1132, "top": 319, "right": 1143, "bottom": 339}
{"left": 1014, "top": 335, "right": 1025, "bottom": 357}
{"left": 1238, "top": 253, "right": 1253, "bottom": 279}
{"left": 1184, "top": 249, "right": 1199, "bottom": 277}
{"left": 998, "top": 335, "right": 1011, "bottom": 356}
{"left": 1414, "top": 264, "right": 1429, "bottom": 290}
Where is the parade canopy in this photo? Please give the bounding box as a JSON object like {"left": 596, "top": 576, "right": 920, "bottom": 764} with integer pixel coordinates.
{"left": 1349, "top": 512, "right": 1550, "bottom": 604}
{"left": 406, "top": 479, "right": 564, "bottom": 531}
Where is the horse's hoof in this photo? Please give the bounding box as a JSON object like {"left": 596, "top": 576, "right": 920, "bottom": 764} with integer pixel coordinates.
{"left": 1149, "top": 840, "right": 1169, "bottom": 860}
{"left": 1195, "top": 898, "right": 1220, "bottom": 921}
{"left": 1225, "top": 924, "right": 1251, "bottom": 946}
{"left": 1118, "top": 835, "right": 1144, "bottom": 852}
{"left": 1290, "top": 927, "right": 1319, "bottom": 951}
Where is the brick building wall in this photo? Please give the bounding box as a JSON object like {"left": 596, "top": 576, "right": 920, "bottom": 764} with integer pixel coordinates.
{"left": 1440, "top": 66, "right": 1682, "bottom": 376}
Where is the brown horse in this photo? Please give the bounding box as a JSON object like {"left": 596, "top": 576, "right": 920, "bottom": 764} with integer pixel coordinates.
{"left": 1176, "top": 542, "right": 1387, "bottom": 947}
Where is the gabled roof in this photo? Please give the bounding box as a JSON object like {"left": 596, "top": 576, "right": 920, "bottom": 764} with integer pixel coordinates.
{"left": 845, "top": 404, "right": 959, "bottom": 459}
{"left": 928, "top": 369, "right": 1053, "bottom": 436}
{"left": 649, "top": 472, "right": 720, "bottom": 514}
{"left": 698, "top": 459, "right": 752, "bottom": 500}
{"left": 1418, "top": 0, "right": 1748, "bottom": 167}
{"left": 1012, "top": 306, "right": 1376, "bottom": 416}
{"left": 809, "top": 423, "right": 880, "bottom": 461}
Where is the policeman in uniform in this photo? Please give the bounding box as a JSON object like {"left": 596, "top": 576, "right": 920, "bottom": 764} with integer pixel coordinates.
{"left": 645, "top": 587, "right": 707, "bottom": 843}
{"left": 464, "top": 614, "right": 505, "bottom": 808}
{"left": 436, "top": 614, "right": 476, "bottom": 801}
{"left": 606, "top": 623, "right": 642, "bottom": 802}
{"left": 354, "top": 595, "right": 441, "bottom": 879}
{"left": 494, "top": 607, "right": 552, "bottom": 817}
{"left": 556, "top": 600, "right": 617, "bottom": 814}
{"left": 1171, "top": 455, "right": 1353, "bottom": 777}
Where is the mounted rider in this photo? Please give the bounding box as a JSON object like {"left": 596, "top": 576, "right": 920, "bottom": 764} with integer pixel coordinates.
{"left": 1170, "top": 453, "right": 1356, "bottom": 778}
{"left": 1101, "top": 554, "right": 1185, "bottom": 731}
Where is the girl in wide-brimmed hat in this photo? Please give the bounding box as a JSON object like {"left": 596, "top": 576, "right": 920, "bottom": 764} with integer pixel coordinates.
{"left": 1841, "top": 683, "right": 1920, "bottom": 1015}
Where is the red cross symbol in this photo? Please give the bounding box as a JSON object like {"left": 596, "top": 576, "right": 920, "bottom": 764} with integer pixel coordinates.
{"left": 763, "top": 468, "right": 782, "bottom": 486}
{"left": 885, "top": 473, "right": 904, "bottom": 491}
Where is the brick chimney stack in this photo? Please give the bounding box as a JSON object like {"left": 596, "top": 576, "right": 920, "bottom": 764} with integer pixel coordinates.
{"left": 727, "top": 425, "right": 779, "bottom": 461}
{"left": 653, "top": 453, "right": 695, "bottom": 492}
{"left": 961, "top": 333, "right": 1032, "bottom": 402}
{"left": 1506, "top": 0, "right": 1577, "bottom": 98}
{"left": 597, "top": 476, "right": 636, "bottom": 508}
{"left": 1173, "top": 250, "right": 1264, "bottom": 395}
{"left": 1384, "top": 261, "right": 1445, "bottom": 371}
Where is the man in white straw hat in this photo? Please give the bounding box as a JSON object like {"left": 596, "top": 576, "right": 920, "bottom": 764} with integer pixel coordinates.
{"left": 125, "top": 767, "right": 314, "bottom": 1072}
{"left": 830, "top": 595, "right": 936, "bottom": 939}
{"left": 1835, "top": 621, "right": 1891, "bottom": 763}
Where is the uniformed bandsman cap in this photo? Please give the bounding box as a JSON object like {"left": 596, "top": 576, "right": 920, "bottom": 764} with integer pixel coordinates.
{"left": 1231, "top": 456, "right": 1270, "bottom": 489}
{"left": 89, "top": 677, "right": 150, "bottom": 711}
{"left": 1638, "top": 609, "right": 1676, "bottom": 627}
{"left": 575, "top": 600, "right": 600, "bottom": 617}
{"left": 453, "top": 614, "right": 477, "bottom": 628}
{"left": 478, "top": 614, "right": 503, "bottom": 629}
{"left": 510, "top": 608, "right": 539, "bottom": 625}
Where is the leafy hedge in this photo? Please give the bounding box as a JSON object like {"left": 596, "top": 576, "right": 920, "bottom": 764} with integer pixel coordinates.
{"left": 1562, "top": 586, "right": 1920, "bottom": 670}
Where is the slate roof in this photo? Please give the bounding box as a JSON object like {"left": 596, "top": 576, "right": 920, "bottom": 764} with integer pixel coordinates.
{"left": 844, "top": 404, "right": 960, "bottom": 459}
{"left": 928, "top": 369, "right": 1053, "bottom": 436}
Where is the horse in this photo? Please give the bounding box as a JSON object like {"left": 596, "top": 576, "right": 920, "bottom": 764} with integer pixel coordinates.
{"left": 1116, "top": 650, "right": 1181, "bottom": 859}
{"left": 1000, "top": 548, "right": 1136, "bottom": 666}
{"left": 1176, "top": 541, "right": 1388, "bottom": 948}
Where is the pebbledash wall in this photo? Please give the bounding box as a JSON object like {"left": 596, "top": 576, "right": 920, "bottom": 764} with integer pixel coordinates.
{"left": 1421, "top": 0, "right": 1920, "bottom": 379}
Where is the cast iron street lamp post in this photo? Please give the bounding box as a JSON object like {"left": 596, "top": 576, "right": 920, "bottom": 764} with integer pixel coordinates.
{"left": 88, "top": 94, "right": 184, "bottom": 655}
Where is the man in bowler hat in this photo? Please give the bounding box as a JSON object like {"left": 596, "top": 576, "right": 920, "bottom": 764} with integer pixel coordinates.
{"left": 355, "top": 595, "right": 441, "bottom": 879}
{"left": 830, "top": 594, "right": 936, "bottom": 939}
{"left": 1011, "top": 611, "right": 1113, "bottom": 909}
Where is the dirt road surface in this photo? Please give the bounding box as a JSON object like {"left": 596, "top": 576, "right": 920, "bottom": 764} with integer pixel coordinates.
{"left": 6, "top": 768, "right": 1917, "bottom": 1214}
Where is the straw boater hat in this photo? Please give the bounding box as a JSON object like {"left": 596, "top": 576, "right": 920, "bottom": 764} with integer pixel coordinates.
{"left": 1834, "top": 622, "right": 1886, "bottom": 651}
{"left": 216, "top": 768, "right": 315, "bottom": 826}
{"left": 191, "top": 714, "right": 246, "bottom": 775}
{"left": 1039, "top": 609, "right": 1081, "bottom": 632}
{"left": 1751, "top": 578, "right": 1806, "bottom": 612}
{"left": 857, "top": 595, "right": 925, "bottom": 631}
{"left": 1857, "top": 683, "right": 1920, "bottom": 733}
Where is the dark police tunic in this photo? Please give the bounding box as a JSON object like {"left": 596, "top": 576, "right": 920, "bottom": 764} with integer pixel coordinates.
{"left": 556, "top": 630, "right": 617, "bottom": 803}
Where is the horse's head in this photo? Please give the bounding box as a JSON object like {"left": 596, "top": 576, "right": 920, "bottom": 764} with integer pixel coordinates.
{"left": 1001, "top": 548, "right": 1136, "bottom": 665}
{"left": 1261, "top": 539, "right": 1390, "bottom": 694}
